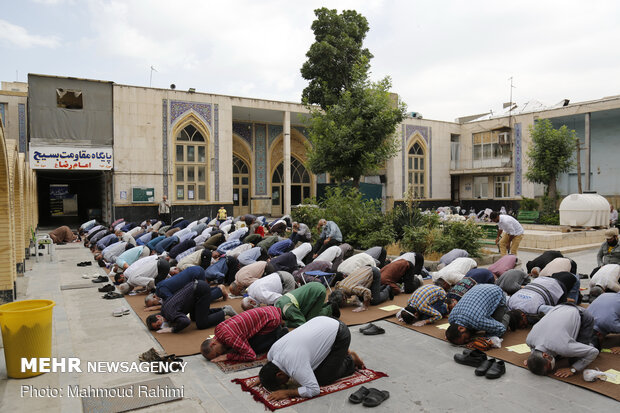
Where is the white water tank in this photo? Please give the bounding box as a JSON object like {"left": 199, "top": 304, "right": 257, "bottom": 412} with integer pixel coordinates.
{"left": 559, "top": 193, "right": 610, "bottom": 227}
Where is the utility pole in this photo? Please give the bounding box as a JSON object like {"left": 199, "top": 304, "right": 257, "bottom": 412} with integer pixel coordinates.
{"left": 149, "top": 66, "right": 158, "bottom": 87}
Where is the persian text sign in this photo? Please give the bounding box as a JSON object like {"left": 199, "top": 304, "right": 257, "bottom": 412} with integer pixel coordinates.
{"left": 30, "top": 146, "right": 113, "bottom": 170}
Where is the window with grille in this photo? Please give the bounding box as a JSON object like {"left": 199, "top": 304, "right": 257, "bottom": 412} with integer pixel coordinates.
{"left": 175, "top": 124, "right": 207, "bottom": 201}
{"left": 408, "top": 142, "right": 425, "bottom": 198}
{"left": 494, "top": 176, "right": 511, "bottom": 198}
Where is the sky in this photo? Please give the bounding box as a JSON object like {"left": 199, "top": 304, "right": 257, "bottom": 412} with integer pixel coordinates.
{"left": 1, "top": 0, "right": 619, "bottom": 122}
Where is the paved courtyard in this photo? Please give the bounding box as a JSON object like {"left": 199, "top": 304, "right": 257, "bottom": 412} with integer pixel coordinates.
{"left": 0, "top": 238, "right": 616, "bottom": 412}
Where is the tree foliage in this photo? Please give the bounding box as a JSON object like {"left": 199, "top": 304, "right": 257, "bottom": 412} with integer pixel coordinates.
{"left": 300, "top": 8, "right": 372, "bottom": 110}
{"left": 305, "top": 75, "right": 405, "bottom": 186}
{"left": 525, "top": 119, "right": 576, "bottom": 202}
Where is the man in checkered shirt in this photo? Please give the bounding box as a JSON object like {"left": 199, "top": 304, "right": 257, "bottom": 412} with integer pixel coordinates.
{"left": 446, "top": 284, "right": 512, "bottom": 344}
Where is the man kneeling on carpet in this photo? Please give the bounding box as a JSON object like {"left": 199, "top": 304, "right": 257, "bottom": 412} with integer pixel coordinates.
{"left": 201, "top": 306, "right": 289, "bottom": 362}
{"left": 445, "top": 284, "right": 517, "bottom": 345}
{"left": 525, "top": 304, "right": 599, "bottom": 378}
{"left": 256, "top": 316, "right": 365, "bottom": 401}
{"left": 332, "top": 265, "right": 393, "bottom": 313}
{"left": 146, "top": 280, "right": 236, "bottom": 333}
{"left": 397, "top": 284, "right": 455, "bottom": 326}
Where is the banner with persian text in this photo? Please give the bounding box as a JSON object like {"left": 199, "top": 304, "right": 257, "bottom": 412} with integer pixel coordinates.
{"left": 29, "top": 146, "right": 113, "bottom": 170}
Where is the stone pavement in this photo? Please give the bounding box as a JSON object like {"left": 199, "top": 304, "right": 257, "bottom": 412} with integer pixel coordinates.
{"left": 0, "top": 240, "right": 616, "bottom": 412}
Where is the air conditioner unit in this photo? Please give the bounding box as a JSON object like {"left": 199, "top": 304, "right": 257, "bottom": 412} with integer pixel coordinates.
{"left": 498, "top": 132, "right": 511, "bottom": 144}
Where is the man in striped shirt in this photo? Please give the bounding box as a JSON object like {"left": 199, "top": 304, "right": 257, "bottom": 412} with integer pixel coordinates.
{"left": 397, "top": 284, "right": 453, "bottom": 326}
{"left": 201, "top": 306, "right": 288, "bottom": 362}
{"left": 333, "top": 265, "right": 391, "bottom": 313}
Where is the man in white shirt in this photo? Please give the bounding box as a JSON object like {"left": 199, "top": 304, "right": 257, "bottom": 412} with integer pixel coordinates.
{"left": 490, "top": 211, "right": 524, "bottom": 256}
{"left": 241, "top": 271, "right": 296, "bottom": 309}
{"left": 589, "top": 264, "right": 620, "bottom": 299}
{"left": 257, "top": 316, "right": 364, "bottom": 401}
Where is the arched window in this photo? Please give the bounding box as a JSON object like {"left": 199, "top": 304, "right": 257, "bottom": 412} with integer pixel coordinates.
{"left": 233, "top": 155, "right": 250, "bottom": 215}
{"left": 408, "top": 142, "right": 425, "bottom": 199}
{"left": 175, "top": 124, "right": 207, "bottom": 201}
{"left": 271, "top": 157, "right": 311, "bottom": 214}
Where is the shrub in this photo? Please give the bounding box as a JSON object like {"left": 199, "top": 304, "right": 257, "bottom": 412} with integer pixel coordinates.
{"left": 400, "top": 224, "right": 441, "bottom": 255}
{"left": 293, "top": 187, "right": 394, "bottom": 249}
{"left": 520, "top": 197, "right": 539, "bottom": 211}
{"left": 432, "top": 221, "right": 485, "bottom": 257}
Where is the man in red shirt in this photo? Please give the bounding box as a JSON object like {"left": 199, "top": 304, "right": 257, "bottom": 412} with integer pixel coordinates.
{"left": 201, "top": 306, "right": 288, "bottom": 362}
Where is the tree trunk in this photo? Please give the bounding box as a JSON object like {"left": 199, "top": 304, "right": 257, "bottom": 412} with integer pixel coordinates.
{"left": 352, "top": 176, "right": 361, "bottom": 189}
{"left": 548, "top": 178, "right": 558, "bottom": 209}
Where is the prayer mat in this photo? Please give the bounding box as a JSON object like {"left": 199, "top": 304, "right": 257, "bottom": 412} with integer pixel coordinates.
{"left": 232, "top": 368, "right": 388, "bottom": 411}
{"left": 339, "top": 293, "right": 411, "bottom": 326}
{"left": 387, "top": 317, "right": 620, "bottom": 401}
{"left": 80, "top": 377, "right": 182, "bottom": 413}
{"left": 216, "top": 353, "right": 268, "bottom": 373}
{"left": 125, "top": 293, "right": 245, "bottom": 357}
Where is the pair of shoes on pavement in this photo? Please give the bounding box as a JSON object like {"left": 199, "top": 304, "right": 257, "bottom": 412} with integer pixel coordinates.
{"left": 98, "top": 284, "right": 115, "bottom": 292}
{"left": 102, "top": 291, "right": 124, "bottom": 299}
{"left": 77, "top": 261, "right": 92, "bottom": 267}
{"left": 92, "top": 275, "right": 109, "bottom": 283}
{"left": 454, "top": 349, "right": 505, "bottom": 379}
{"left": 359, "top": 323, "right": 385, "bottom": 335}
{"left": 349, "top": 386, "right": 389, "bottom": 407}
{"left": 113, "top": 307, "right": 130, "bottom": 317}
{"left": 138, "top": 347, "right": 183, "bottom": 374}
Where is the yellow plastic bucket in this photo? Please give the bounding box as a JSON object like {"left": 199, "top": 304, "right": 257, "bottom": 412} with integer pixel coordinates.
{"left": 0, "top": 299, "right": 55, "bottom": 378}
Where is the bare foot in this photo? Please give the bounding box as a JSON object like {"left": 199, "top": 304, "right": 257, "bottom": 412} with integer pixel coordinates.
{"left": 610, "top": 346, "right": 620, "bottom": 354}
{"left": 349, "top": 351, "right": 365, "bottom": 369}
{"left": 218, "top": 285, "right": 228, "bottom": 300}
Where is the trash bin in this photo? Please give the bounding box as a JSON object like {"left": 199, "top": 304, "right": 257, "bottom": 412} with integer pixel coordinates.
{"left": 0, "top": 299, "right": 55, "bottom": 378}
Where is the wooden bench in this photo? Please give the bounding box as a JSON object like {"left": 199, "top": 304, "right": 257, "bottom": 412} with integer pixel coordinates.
{"left": 517, "top": 210, "right": 539, "bottom": 224}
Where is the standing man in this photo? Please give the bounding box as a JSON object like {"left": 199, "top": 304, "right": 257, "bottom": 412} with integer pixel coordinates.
{"left": 610, "top": 204, "right": 618, "bottom": 227}
{"left": 158, "top": 195, "right": 171, "bottom": 225}
{"left": 312, "top": 219, "right": 343, "bottom": 258}
{"left": 490, "top": 211, "right": 524, "bottom": 256}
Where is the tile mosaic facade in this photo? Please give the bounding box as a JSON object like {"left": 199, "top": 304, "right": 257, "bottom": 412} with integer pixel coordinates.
{"left": 268, "top": 124, "right": 283, "bottom": 147}
{"left": 214, "top": 104, "right": 219, "bottom": 201}
{"left": 170, "top": 100, "right": 212, "bottom": 126}
{"left": 18, "top": 103, "right": 26, "bottom": 153}
{"left": 515, "top": 123, "right": 522, "bottom": 196}
{"left": 254, "top": 124, "right": 267, "bottom": 195}
{"left": 233, "top": 122, "right": 253, "bottom": 149}
{"left": 162, "top": 99, "right": 168, "bottom": 197}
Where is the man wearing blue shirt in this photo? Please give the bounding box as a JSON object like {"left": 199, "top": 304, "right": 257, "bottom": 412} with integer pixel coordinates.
{"left": 446, "top": 284, "right": 513, "bottom": 344}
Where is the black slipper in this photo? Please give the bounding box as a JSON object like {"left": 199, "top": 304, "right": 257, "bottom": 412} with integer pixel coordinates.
{"left": 358, "top": 323, "right": 374, "bottom": 333}
{"left": 102, "top": 292, "right": 124, "bottom": 299}
{"left": 362, "top": 388, "right": 389, "bottom": 407}
{"left": 362, "top": 325, "right": 385, "bottom": 335}
{"left": 348, "top": 386, "right": 370, "bottom": 404}
{"left": 98, "top": 284, "right": 115, "bottom": 292}
{"left": 92, "top": 276, "right": 109, "bottom": 283}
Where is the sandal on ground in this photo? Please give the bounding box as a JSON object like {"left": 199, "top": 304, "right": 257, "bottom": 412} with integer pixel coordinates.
{"left": 139, "top": 347, "right": 163, "bottom": 362}
{"left": 362, "top": 325, "right": 385, "bottom": 335}
{"left": 362, "top": 388, "right": 390, "bottom": 407}
{"left": 92, "top": 275, "right": 109, "bottom": 283}
{"left": 348, "top": 386, "right": 370, "bottom": 404}
{"left": 102, "top": 292, "right": 124, "bottom": 299}
{"left": 358, "top": 323, "right": 374, "bottom": 333}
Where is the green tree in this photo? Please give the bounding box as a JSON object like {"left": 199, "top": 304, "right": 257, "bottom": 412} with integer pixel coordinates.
{"left": 301, "top": 8, "right": 372, "bottom": 110}
{"left": 525, "top": 119, "right": 576, "bottom": 204}
{"left": 305, "top": 74, "right": 405, "bottom": 187}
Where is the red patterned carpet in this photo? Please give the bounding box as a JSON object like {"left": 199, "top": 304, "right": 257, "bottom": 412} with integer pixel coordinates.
{"left": 231, "top": 368, "right": 388, "bottom": 411}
